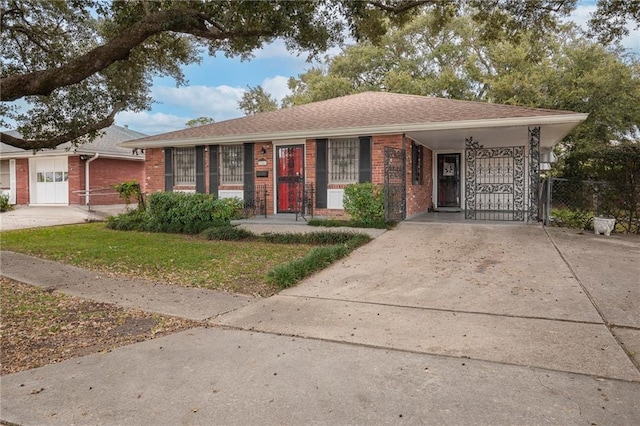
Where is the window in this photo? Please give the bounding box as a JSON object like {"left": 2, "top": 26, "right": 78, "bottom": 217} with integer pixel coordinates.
{"left": 174, "top": 147, "right": 196, "bottom": 185}
{"left": 220, "top": 145, "right": 244, "bottom": 185}
{"left": 412, "top": 142, "right": 424, "bottom": 185}
{"left": 0, "top": 160, "right": 10, "bottom": 189}
{"left": 329, "top": 138, "right": 359, "bottom": 184}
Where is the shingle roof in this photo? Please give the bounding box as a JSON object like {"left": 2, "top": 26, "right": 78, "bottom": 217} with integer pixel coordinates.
{"left": 0, "top": 125, "right": 147, "bottom": 158}
{"left": 130, "top": 91, "right": 579, "bottom": 145}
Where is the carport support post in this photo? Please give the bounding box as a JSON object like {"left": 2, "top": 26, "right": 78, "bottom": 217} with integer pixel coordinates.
{"left": 545, "top": 176, "right": 552, "bottom": 226}
{"left": 528, "top": 127, "right": 541, "bottom": 222}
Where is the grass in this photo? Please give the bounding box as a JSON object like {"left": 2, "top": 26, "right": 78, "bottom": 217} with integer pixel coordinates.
{"left": 0, "top": 223, "right": 314, "bottom": 296}
{"left": 1, "top": 278, "right": 200, "bottom": 374}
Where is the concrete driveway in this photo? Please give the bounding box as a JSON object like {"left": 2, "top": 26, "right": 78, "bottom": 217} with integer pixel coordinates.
{"left": 215, "top": 222, "right": 640, "bottom": 380}
{"left": 0, "top": 205, "right": 129, "bottom": 231}
{"left": 1, "top": 221, "right": 639, "bottom": 425}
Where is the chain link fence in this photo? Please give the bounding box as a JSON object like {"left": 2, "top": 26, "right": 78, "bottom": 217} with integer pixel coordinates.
{"left": 541, "top": 177, "right": 639, "bottom": 234}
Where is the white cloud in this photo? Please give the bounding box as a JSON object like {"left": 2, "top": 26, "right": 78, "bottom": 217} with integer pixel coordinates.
{"left": 252, "top": 39, "right": 348, "bottom": 71}
{"left": 115, "top": 111, "right": 191, "bottom": 135}
{"left": 261, "top": 76, "right": 291, "bottom": 103}
{"left": 152, "top": 85, "right": 245, "bottom": 121}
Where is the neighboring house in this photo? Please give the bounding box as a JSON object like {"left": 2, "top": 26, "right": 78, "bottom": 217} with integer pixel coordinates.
{"left": 0, "top": 125, "right": 146, "bottom": 206}
{"left": 120, "top": 92, "right": 587, "bottom": 222}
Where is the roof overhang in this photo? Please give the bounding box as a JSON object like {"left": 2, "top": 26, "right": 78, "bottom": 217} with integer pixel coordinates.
{"left": 0, "top": 149, "right": 145, "bottom": 161}
{"left": 119, "top": 113, "right": 588, "bottom": 149}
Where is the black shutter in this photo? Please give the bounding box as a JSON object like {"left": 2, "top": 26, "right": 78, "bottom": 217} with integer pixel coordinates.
{"left": 316, "top": 139, "right": 328, "bottom": 208}
{"left": 164, "top": 148, "right": 174, "bottom": 191}
{"left": 209, "top": 145, "right": 219, "bottom": 197}
{"left": 243, "top": 143, "right": 254, "bottom": 204}
{"left": 359, "top": 136, "right": 372, "bottom": 183}
{"left": 195, "top": 145, "right": 205, "bottom": 193}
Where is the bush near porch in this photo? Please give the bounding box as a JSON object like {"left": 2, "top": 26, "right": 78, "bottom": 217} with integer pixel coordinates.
{"left": 343, "top": 183, "right": 385, "bottom": 227}
{"left": 107, "top": 192, "right": 244, "bottom": 234}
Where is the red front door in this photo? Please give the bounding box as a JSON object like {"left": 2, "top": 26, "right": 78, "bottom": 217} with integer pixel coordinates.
{"left": 276, "top": 145, "right": 304, "bottom": 213}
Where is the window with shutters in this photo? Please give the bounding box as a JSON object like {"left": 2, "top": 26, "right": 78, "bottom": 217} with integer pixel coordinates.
{"left": 220, "top": 145, "right": 244, "bottom": 184}
{"left": 329, "top": 138, "right": 359, "bottom": 184}
{"left": 174, "top": 148, "right": 196, "bottom": 185}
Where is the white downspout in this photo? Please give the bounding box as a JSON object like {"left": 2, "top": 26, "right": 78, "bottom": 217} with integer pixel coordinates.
{"left": 85, "top": 153, "right": 99, "bottom": 206}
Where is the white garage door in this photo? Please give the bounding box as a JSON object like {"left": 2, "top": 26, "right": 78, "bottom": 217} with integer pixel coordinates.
{"left": 31, "top": 157, "right": 69, "bottom": 204}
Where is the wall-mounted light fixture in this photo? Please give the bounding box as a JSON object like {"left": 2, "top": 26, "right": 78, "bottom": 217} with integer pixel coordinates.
{"left": 260, "top": 145, "right": 268, "bottom": 155}
{"left": 79, "top": 155, "right": 89, "bottom": 161}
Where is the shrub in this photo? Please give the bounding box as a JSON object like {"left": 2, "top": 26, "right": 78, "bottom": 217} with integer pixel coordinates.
{"left": 108, "top": 192, "right": 244, "bottom": 234}
{"left": 307, "top": 218, "right": 351, "bottom": 228}
{"left": 263, "top": 231, "right": 369, "bottom": 245}
{"left": 267, "top": 245, "right": 349, "bottom": 289}
{"left": 145, "top": 192, "right": 244, "bottom": 234}
{"left": 551, "top": 208, "right": 593, "bottom": 230}
{"left": 106, "top": 208, "right": 148, "bottom": 231}
{"left": 307, "top": 217, "right": 391, "bottom": 229}
{"left": 343, "top": 183, "right": 385, "bottom": 226}
{"left": 113, "top": 180, "right": 144, "bottom": 209}
{"left": 265, "top": 232, "right": 370, "bottom": 289}
{"left": 0, "top": 194, "right": 12, "bottom": 212}
{"left": 202, "top": 226, "right": 254, "bottom": 241}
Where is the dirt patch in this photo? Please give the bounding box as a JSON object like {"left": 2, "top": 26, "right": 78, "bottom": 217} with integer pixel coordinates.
{"left": 0, "top": 278, "right": 203, "bottom": 375}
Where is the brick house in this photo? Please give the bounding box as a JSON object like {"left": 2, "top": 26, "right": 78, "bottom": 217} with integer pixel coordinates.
{"left": 121, "top": 92, "right": 587, "bottom": 222}
{"left": 0, "top": 125, "right": 146, "bottom": 206}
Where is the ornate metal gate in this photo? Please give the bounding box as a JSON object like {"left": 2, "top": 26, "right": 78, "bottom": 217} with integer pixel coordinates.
{"left": 384, "top": 147, "right": 406, "bottom": 222}
{"left": 465, "top": 137, "right": 525, "bottom": 221}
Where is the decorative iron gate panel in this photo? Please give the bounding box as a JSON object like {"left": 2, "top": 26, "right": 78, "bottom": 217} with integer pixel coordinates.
{"left": 384, "top": 147, "right": 406, "bottom": 222}
{"left": 465, "top": 138, "right": 525, "bottom": 221}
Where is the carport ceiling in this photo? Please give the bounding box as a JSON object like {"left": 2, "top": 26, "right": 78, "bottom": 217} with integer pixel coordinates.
{"left": 407, "top": 121, "right": 579, "bottom": 151}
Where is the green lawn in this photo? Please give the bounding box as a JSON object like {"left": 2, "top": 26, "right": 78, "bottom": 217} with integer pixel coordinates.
{"left": 0, "top": 223, "right": 314, "bottom": 295}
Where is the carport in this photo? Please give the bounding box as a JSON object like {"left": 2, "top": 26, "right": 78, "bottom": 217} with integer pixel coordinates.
{"left": 405, "top": 115, "right": 584, "bottom": 221}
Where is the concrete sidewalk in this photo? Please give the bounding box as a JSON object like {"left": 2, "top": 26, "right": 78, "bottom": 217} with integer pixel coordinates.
{"left": 1, "top": 223, "right": 639, "bottom": 425}
{"left": 0, "top": 251, "right": 254, "bottom": 321}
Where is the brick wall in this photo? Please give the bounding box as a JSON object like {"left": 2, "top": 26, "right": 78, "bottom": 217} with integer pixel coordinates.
{"left": 406, "top": 141, "right": 433, "bottom": 217}
{"left": 67, "top": 156, "right": 83, "bottom": 204}
{"left": 142, "top": 134, "right": 435, "bottom": 219}
{"left": 254, "top": 143, "right": 274, "bottom": 215}
{"left": 15, "top": 159, "right": 29, "bottom": 204}
{"left": 86, "top": 158, "right": 145, "bottom": 205}
{"left": 145, "top": 148, "right": 165, "bottom": 194}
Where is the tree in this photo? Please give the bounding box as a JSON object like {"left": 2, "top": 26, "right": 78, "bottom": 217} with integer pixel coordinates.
{"left": 1, "top": 0, "right": 635, "bottom": 150}
{"left": 238, "top": 85, "right": 278, "bottom": 115}
{"left": 0, "top": 0, "right": 427, "bottom": 150}
{"left": 282, "top": 9, "right": 640, "bottom": 155}
{"left": 185, "top": 116, "right": 215, "bottom": 128}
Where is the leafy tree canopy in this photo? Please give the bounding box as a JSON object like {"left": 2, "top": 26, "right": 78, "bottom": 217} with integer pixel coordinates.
{"left": 0, "top": 0, "right": 636, "bottom": 150}
{"left": 185, "top": 116, "right": 215, "bottom": 128}
{"left": 238, "top": 85, "right": 278, "bottom": 115}
{"left": 282, "top": 9, "right": 640, "bottom": 156}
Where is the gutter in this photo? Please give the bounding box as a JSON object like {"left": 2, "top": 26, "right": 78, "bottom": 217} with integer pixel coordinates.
{"left": 84, "top": 153, "right": 99, "bottom": 205}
